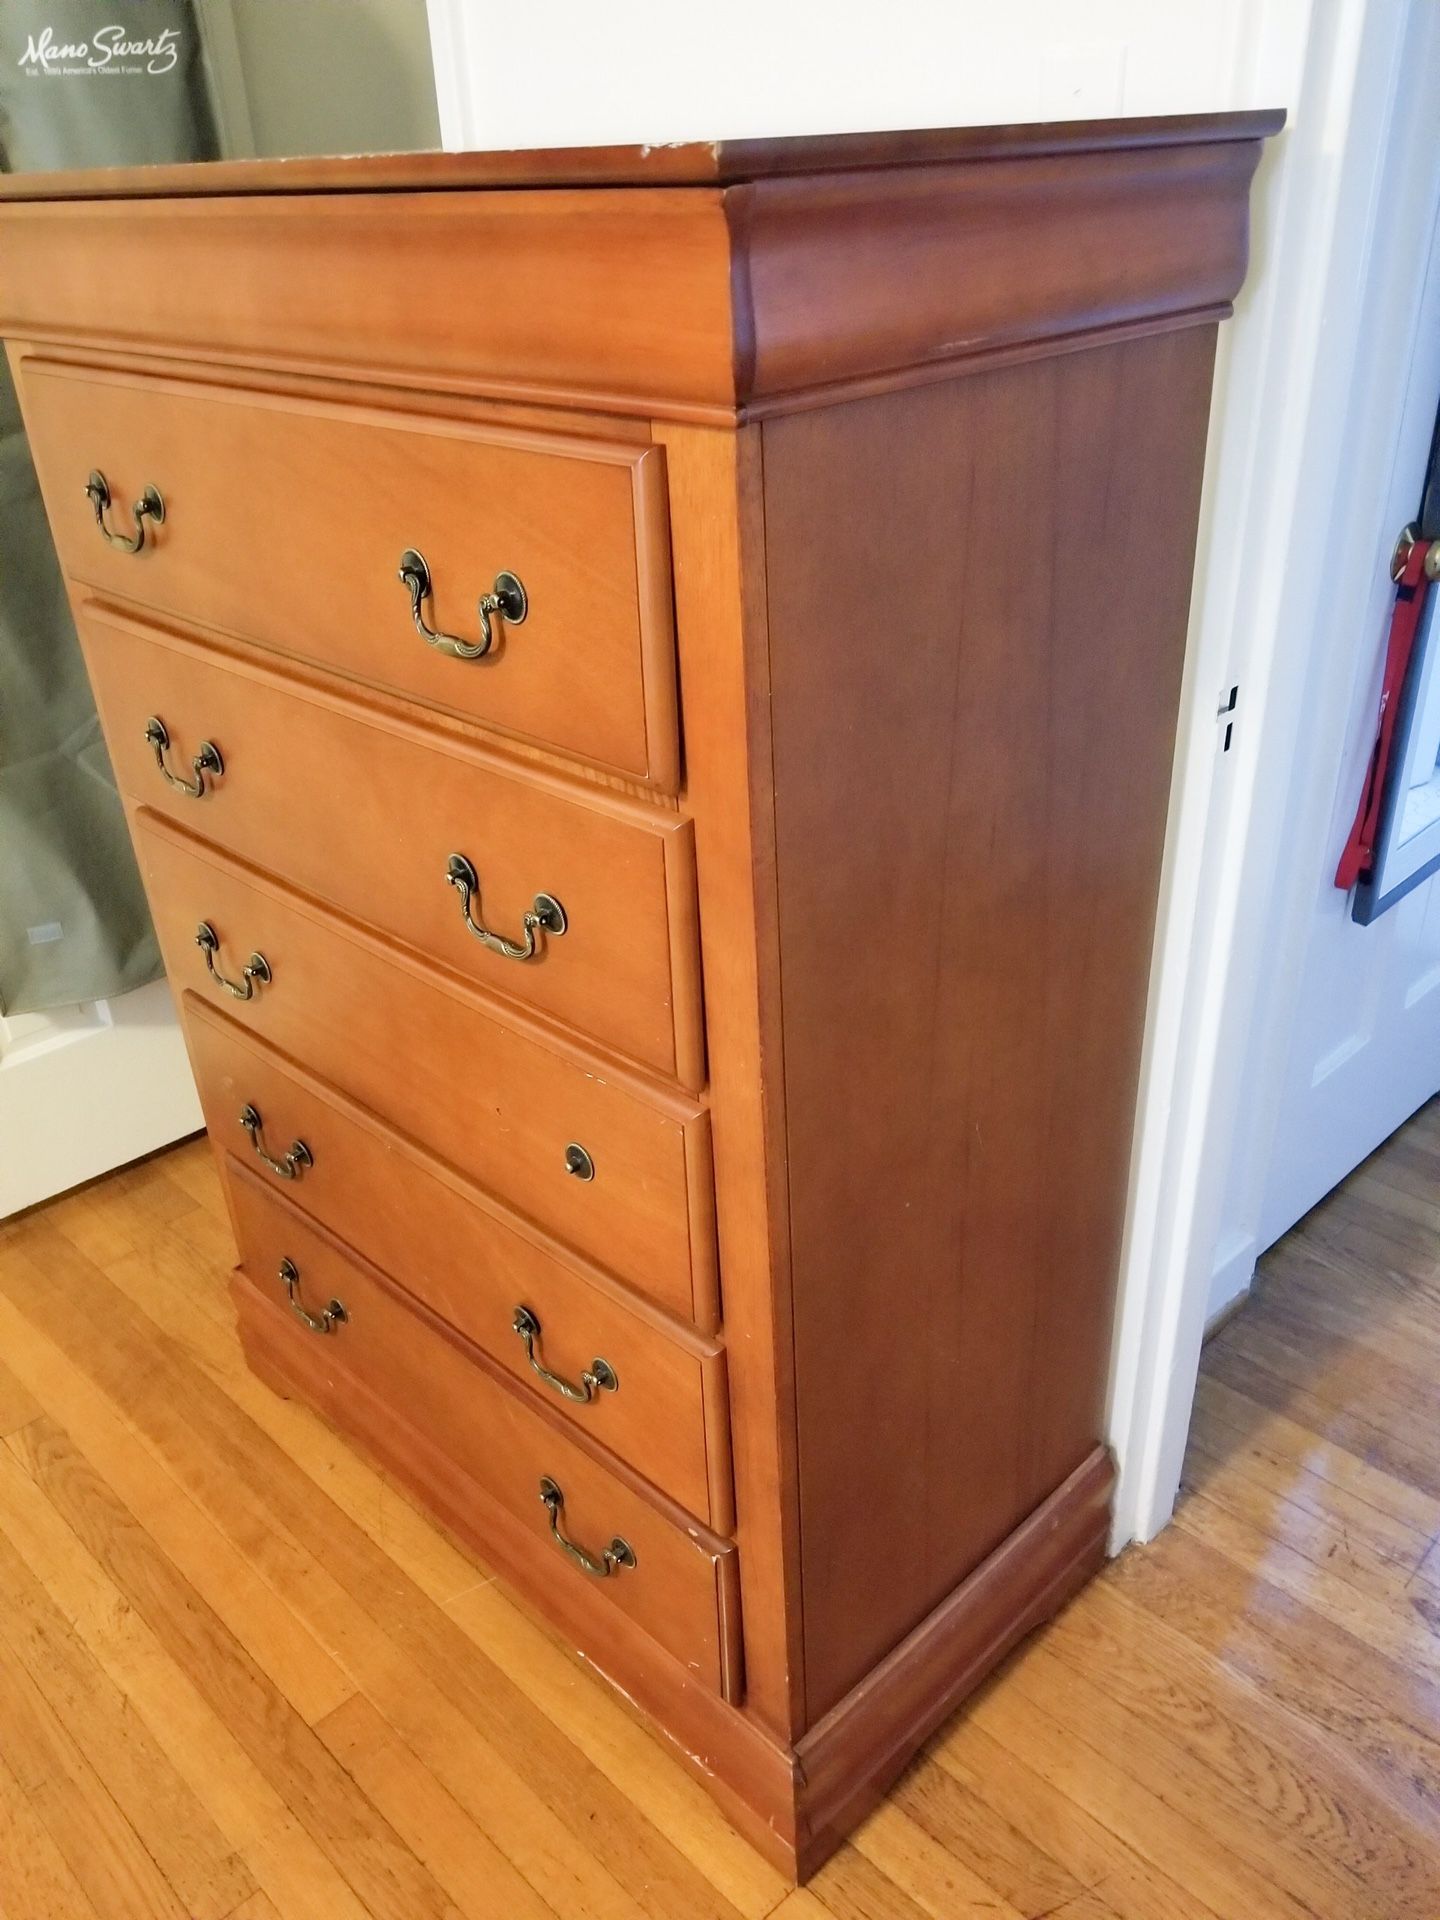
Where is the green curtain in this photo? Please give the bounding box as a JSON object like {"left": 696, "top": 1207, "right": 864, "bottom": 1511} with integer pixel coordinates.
{"left": 0, "top": 0, "right": 215, "bottom": 1014}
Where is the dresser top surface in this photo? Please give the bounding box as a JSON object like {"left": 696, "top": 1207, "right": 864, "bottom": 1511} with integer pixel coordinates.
{"left": 0, "top": 109, "right": 1282, "bottom": 202}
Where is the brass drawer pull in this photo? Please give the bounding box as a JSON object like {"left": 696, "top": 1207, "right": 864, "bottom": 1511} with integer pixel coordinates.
{"left": 144, "top": 716, "right": 223, "bottom": 798}
{"left": 239, "top": 1104, "right": 312, "bottom": 1181}
{"left": 85, "top": 469, "right": 165, "bottom": 553}
{"left": 512, "top": 1305, "right": 618, "bottom": 1404}
{"left": 445, "top": 853, "right": 566, "bottom": 961}
{"left": 278, "top": 1257, "right": 346, "bottom": 1335}
{"left": 538, "top": 1476, "right": 635, "bottom": 1578}
{"left": 195, "top": 922, "right": 270, "bottom": 1001}
{"left": 397, "top": 548, "right": 527, "bottom": 660}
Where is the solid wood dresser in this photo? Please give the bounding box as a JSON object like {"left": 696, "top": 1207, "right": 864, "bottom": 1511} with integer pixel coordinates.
{"left": 0, "top": 112, "right": 1278, "bottom": 1877}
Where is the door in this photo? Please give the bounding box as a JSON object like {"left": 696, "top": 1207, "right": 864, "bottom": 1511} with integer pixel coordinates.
{"left": 1255, "top": 213, "right": 1440, "bottom": 1250}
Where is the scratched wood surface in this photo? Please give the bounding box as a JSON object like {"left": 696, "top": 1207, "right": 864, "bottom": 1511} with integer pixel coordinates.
{"left": 2, "top": 1103, "right": 1440, "bottom": 1918}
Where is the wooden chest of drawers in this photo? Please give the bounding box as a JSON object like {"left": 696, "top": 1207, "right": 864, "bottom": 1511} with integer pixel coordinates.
{"left": 0, "top": 112, "right": 1278, "bottom": 1877}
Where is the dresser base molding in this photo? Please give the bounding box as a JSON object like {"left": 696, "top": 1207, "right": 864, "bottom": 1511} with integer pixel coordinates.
{"left": 790, "top": 1445, "right": 1113, "bottom": 1874}
{"left": 234, "top": 1263, "right": 1108, "bottom": 1879}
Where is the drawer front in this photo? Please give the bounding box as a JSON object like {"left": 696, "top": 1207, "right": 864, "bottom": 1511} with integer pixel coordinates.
{"left": 228, "top": 1168, "right": 739, "bottom": 1693}
{"left": 81, "top": 605, "right": 703, "bottom": 1083}
{"left": 21, "top": 360, "right": 678, "bottom": 787}
{"left": 133, "top": 812, "right": 717, "bottom": 1326}
{"left": 187, "top": 998, "right": 730, "bottom": 1526}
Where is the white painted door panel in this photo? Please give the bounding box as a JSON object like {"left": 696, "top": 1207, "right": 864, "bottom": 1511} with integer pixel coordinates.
{"left": 1255, "top": 214, "right": 1440, "bottom": 1251}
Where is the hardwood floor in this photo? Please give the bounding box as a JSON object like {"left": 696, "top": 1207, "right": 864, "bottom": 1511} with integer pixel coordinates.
{"left": 2, "top": 1106, "right": 1440, "bottom": 1919}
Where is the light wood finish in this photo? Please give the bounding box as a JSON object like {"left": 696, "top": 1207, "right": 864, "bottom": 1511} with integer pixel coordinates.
{"left": 1, "top": 121, "right": 1275, "bottom": 1875}
{"left": 0, "top": 116, "right": 1280, "bottom": 424}
{"left": 183, "top": 997, "right": 732, "bottom": 1528}
{"left": 6, "top": 1109, "right": 1440, "bottom": 1916}
{"left": 133, "top": 812, "right": 718, "bottom": 1325}
{"left": 81, "top": 604, "right": 705, "bottom": 1083}
{"left": 21, "top": 359, "right": 680, "bottom": 787}
{"left": 228, "top": 1167, "right": 741, "bottom": 1697}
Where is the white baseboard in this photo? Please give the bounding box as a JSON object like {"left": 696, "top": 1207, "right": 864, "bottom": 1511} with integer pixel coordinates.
{"left": 1206, "top": 1227, "right": 1257, "bottom": 1331}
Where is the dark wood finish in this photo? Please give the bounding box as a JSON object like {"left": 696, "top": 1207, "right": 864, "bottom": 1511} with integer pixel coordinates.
{"left": 763, "top": 329, "right": 1218, "bottom": 1720}
{"left": 183, "top": 998, "right": 733, "bottom": 1529}
{"left": 131, "top": 811, "right": 719, "bottom": 1325}
{"left": 20, "top": 358, "right": 680, "bottom": 788}
{"left": 0, "top": 109, "right": 1282, "bottom": 198}
{"left": 0, "top": 117, "right": 1277, "bottom": 1880}
{"left": 227, "top": 1168, "right": 742, "bottom": 1696}
{"left": 80, "top": 604, "right": 705, "bottom": 1084}
{"left": 0, "top": 117, "right": 1276, "bottom": 423}
{"left": 792, "top": 1445, "right": 1114, "bottom": 1875}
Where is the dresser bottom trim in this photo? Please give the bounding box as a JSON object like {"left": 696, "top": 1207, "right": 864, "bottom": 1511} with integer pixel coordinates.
{"left": 233, "top": 1272, "right": 1111, "bottom": 1882}
{"left": 790, "top": 1445, "right": 1114, "bottom": 1877}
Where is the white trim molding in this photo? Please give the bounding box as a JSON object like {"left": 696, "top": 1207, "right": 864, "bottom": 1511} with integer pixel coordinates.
{"left": 1107, "top": 0, "right": 1440, "bottom": 1545}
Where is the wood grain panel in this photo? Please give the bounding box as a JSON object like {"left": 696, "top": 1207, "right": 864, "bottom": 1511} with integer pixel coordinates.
{"left": 0, "top": 117, "right": 1271, "bottom": 422}
{"left": 131, "top": 812, "right": 718, "bottom": 1325}
{"left": 79, "top": 606, "right": 703, "bottom": 1083}
{"left": 736, "top": 138, "right": 1260, "bottom": 413}
{"left": 181, "top": 998, "right": 731, "bottom": 1528}
{"left": 0, "top": 188, "right": 737, "bottom": 419}
{"left": 19, "top": 359, "right": 679, "bottom": 788}
{"left": 226, "top": 1169, "right": 738, "bottom": 1694}
{"left": 761, "top": 331, "right": 1217, "bottom": 1721}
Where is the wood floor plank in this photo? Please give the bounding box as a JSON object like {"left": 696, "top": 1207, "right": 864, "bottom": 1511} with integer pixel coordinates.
{"left": 313, "top": 1691, "right": 559, "bottom": 1920}
{"left": 81, "top": 1205, "right": 489, "bottom": 1609}
{"left": 1181, "top": 1432, "right": 1426, "bottom": 1602}
{"left": 846, "top": 1799, "right": 1028, "bottom": 1919}
{"left": 0, "top": 1356, "right": 39, "bottom": 1438}
{"left": 11, "top": 1415, "right": 466, "bottom": 1920}
{"left": 1190, "top": 1370, "right": 1440, "bottom": 1538}
{"left": 0, "top": 1634, "right": 196, "bottom": 1920}
{"left": 929, "top": 1721, "right": 1220, "bottom": 1920}
{"left": 963, "top": 1649, "right": 1345, "bottom": 1920}
{"left": 0, "top": 1208, "right": 738, "bottom": 1920}
{"left": 804, "top": 1846, "right": 933, "bottom": 1920}
{"left": 1187, "top": 1378, "right": 1437, "bottom": 1564}
{"left": 0, "top": 1246, "right": 358, "bottom": 1726}
{"left": 445, "top": 1579, "right": 787, "bottom": 1920}
{"left": 1174, "top": 1482, "right": 1440, "bottom": 1680}
{"left": 0, "top": 1746, "right": 104, "bottom": 1920}
{"left": 0, "top": 1506, "right": 256, "bottom": 1920}
{"left": 1044, "top": 1578, "right": 1440, "bottom": 1915}
{"left": 1109, "top": 1525, "right": 1440, "bottom": 1840}
{"left": 3, "top": 1089, "right": 1440, "bottom": 1917}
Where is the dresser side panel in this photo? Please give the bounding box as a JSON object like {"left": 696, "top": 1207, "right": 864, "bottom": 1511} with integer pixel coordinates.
{"left": 763, "top": 329, "right": 1218, "bottom": 1723}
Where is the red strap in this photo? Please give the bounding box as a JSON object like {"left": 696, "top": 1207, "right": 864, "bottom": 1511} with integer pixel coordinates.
{"left": 1335, "top": 539, "right": 1434, "bottom": 890}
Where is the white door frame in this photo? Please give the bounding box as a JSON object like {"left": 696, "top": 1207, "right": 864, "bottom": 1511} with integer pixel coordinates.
{"left": 1107, "top": 0, "right": 1440, "bottom": 1544}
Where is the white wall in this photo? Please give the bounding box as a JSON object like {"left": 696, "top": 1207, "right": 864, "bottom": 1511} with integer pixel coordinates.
{"left": 427, "top": 0, "right": 1295, "bottom": 152}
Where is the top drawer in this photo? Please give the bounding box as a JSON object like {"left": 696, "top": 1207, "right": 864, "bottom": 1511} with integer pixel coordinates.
{"left": 17, "top": 359, "right": 679, "bottom": 788}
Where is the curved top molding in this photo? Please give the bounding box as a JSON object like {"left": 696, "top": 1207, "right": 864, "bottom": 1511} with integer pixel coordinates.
{"left": 0, "top": 110, "right": 1283, "bottom": 201}
{"left": 0, "top": 115, "right": 1282, "bottom": 423}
